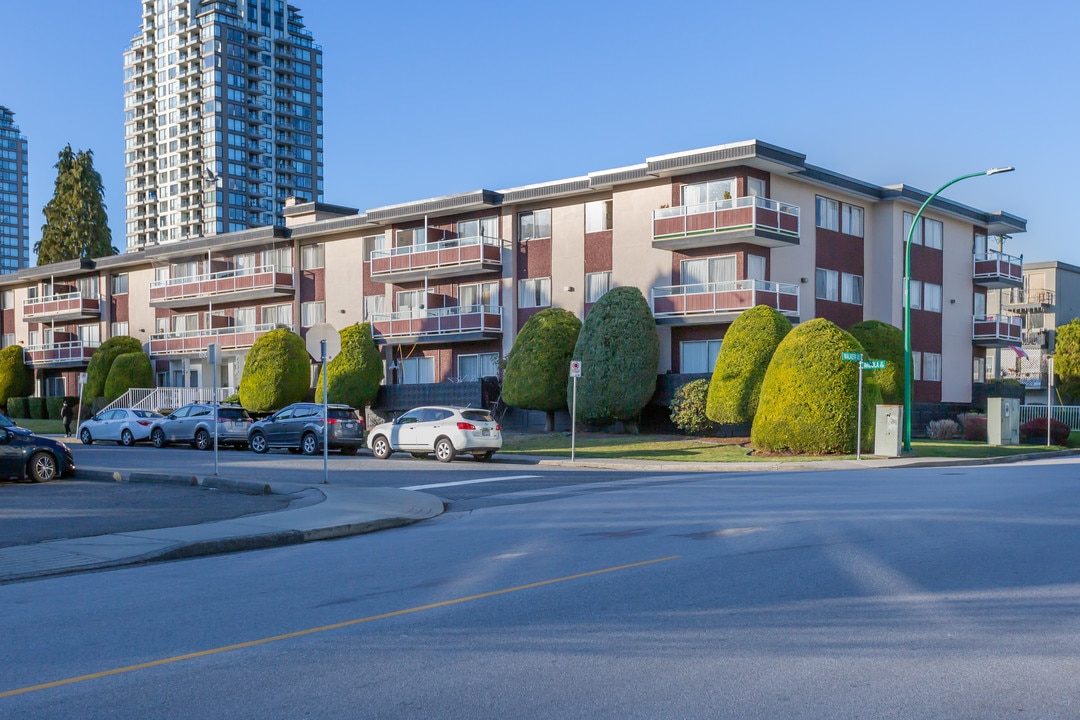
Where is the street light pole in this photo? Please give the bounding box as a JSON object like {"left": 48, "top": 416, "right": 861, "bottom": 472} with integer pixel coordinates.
{"left": 902, "top": 166, "right": 1015, "bottom": 451}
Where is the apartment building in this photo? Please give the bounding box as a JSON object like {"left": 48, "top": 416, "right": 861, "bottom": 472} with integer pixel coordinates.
{"left": 123, "top": 0, "right": 322, "bottom": 251}
{"left": 0, "top": 106, "right": 30, "bottom": 273}
{"left": 0, "top": 140, "right": 1026, "bottom": 405}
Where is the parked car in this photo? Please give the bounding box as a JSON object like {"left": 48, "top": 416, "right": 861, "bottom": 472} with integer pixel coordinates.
{"left": 150, "top": 403, "right": 254, "bottom": 450}
{"left": 0, "top": 426, "right": 75, "bottom": 482}
{"left": 366, "top": 406, "right": 502, "bottom": 462}
{"left": 0, "top": 412, "right": 33, "bottom": 437}
{"left": 78, "top": 408, "right": 164, "bottom": 446}
{"left": 247, "top": 403, "right": 364, "bottom": 455}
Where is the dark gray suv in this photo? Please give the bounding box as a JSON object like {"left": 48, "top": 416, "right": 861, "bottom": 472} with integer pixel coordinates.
{"left": 247, "top": 403, "right": 364, "bottom": 455}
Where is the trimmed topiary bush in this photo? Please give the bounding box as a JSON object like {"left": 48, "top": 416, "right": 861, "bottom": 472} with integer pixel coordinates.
{"left": 1020, "top": 417, "right": 1070, "bottom": 445}
{"left": 569, "top": 286, "right": 659, "bottom": 431}
{"left": 104, "top": 352, "right": 155, "bottom": 402}
{"left": 752, "top": 318, "right": 881, "bottom": 454}
{"left": 315, "top": 323, "right": 384, "bottom": 410}
{"left": 83, "top": 335, "right": 143, "bottom": 406}
{"left": 0, "top": 345, "right": 33, "bottom": 411}
{"left": 6, "top": 397, "right": 29, "bottom": 418}
{"left": 706, "top": 305, "right": 793, "bottom": 425}
{"left": 47, "top": 396, "right": 64, "bottom": 420}
{"left": 223, "top": 392, "right": 241, "bottom": 405}
{"left": 27, "top": 397, "right": 48, "bottom": 420}
{"left": 503, "top": 308, "right": 581, "bottom": 429}
{"left": 670, "top": 378, "right": 720, "bottom": 436}
{"left": 848, "top": 320, "right": 904, "bottom": 404}
{"left": 239, "top": 328, "right": 311, "bottom": 412}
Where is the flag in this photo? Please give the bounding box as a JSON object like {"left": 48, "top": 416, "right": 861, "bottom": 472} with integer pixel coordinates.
{"left": 1009, "top": 345, "right": 1028, "bottom": 359}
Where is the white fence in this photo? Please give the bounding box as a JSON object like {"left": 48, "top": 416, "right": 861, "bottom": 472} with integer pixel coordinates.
{"left": 101, "top": 387, "right": 235, "bottom": 414}
{"left": 1020, "top": 405, "right": 1080, "bottom": 430}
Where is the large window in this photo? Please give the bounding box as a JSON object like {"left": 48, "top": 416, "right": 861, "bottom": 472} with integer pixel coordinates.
{"left": 682, "top": 179, "right": 735, "bottom": 207}
{"left": 396, "top": 290, "right": 426, "bottom": 313}
{"left": 815, "top": 268, "right": 838, "bottom": 301}
{"left": 111, "top": 322, "right": 129, "bottom": 337}
{"left": 816, "top": 196, "right": 839, "bottom": 231}
{"left": 518, "top": 209, "right": 551, "bottom": 241}
{"left": 363, "top": 234, "right": 386, "bottom": 261}
{"left": 747, "top": 255, "right": 767, "bottom": 282}
{"left": 457, "top": 216, "right": 498, "bottom": 241}
{"left": 78, "top": 325, "right": 100, "bottom": 346}
{"left": 909, "top": 279, "right": 923, "bottom": 309}
{"left": 682, "top": 255, "right": 736, "bottom": 290}
{"left": 841, "top": 204, "right": 864, "bottom": 237}
{"left": 518, "top": 277, "right": 551, "bottom": 309}
{"left": 263, "top": 247, "right": 292, "bottom": 272}
{"left": 903, "top": 212, "right": 924, "bottom": 246}
{"left": 1, "top": 333, "right": 13, "bottom": 348}
{"left": 747, "top": 177, "right": 767, "bottom": 197}
{"left": 261, "top": 303, "right": 293, "bottom": 327}
{"left": 300, "top": 243, "right": 323, "bottom": 270}
{"left": 586, "top": 272, "right": 612, "bottom": 303}
{"left": 923, "top": 352, "right": 942, "bottom": 382}
{"left": 76, "top": 276, "right": 99, "bottom": 297}
{"left": 681, "top": 339, "right": 722, "bottom": 374}
{"left": 301, "top": 301, "right": 324, "bottom": 327}
{"left": 460, "top": 281, "right": 498, "bottom": 310}
{"left": 923, "top": 218, "right": 943, "bottom": 250}
{"left": 585, "top": 200, "right": 612, "bottom": 233}
{"left": 923, "top": 282, "right": 942, "bottom": 312}
{"left": 841, "top": 273, "right": 863, "bottom": 305}
{"left": 364, "top": 294, "right": 386, "bottom": 320}
{"left": 400, "top": 356, "right": 435, "bottom": 384}
{"left": 110, "top": 274, "right": 129, "bottom": 295}
{"left": 458, "top": 352, "right": 500, "bottom": 381}
{"left": 234, "top": 307, "right": 256, "bottom": 327}
{"left": 0, "top": 290, "right": 11, "bottom": 309}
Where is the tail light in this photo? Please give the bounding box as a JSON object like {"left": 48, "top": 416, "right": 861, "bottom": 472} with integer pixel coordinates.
{"left": 457, "top": 421, "right": 476, "bottom": 430}
{"left": 136, "top": 420, "right": 152, "bottom": 427}
{"left": 326, "top": 418, "right": 339, "bottom": 425}
{"left": 496, "top": 424, "right": 501, "bottom": 431}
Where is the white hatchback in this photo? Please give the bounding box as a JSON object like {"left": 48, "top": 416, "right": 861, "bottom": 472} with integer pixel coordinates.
{"left": 367, "top": 406, "right": 502, "bottom": 462}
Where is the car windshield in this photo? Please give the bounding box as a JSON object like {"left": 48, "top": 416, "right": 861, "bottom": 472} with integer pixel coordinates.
{"left": 461, "top": 410, "right": 494, "bottom": 423}
{"left": 0, "top": 414, "right": 14, "bottom": 428}
{"left": 133, "top": 410, "right": 163, "bottom": 418}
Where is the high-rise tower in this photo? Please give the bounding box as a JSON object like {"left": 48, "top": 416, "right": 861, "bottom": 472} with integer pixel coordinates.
{"left": 0, "top": 106, "right": 30, "bottom": 272}
{"left": 123, "top": 0, "right": 323, "bottom": 250}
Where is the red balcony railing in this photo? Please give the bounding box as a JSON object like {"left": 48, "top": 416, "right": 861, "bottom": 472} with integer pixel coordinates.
{"left": 149, "top": 323, "right": 288, "bottom": 355}
{"left": 973, "top": 251, "right": 1023, "bottom": 288}
{"left": 369, "top": 235, "right": 502, "bottom": 281}
{"left": 651, "top": 279, "right": 800, "bottom": 320}
{"left": 973, "top": 314, "right": 1022, "bottom": 346}
{"left": 23, "top": 340, "right": 100, "bottom": 366}
{"left": 371, "top": 305, "right": 502, "bottom": 341}
{"left": 148, "top": 265, "right": 293, "bottom": 306}
{"left": 22, "top": 292, "right": 102, "bottom": 322}
{"left": 652, "top": 196, "right": 800, "bottom": 248}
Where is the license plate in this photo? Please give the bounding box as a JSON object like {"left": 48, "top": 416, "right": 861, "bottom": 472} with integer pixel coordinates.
{"left": 482, "top": 429, "right": 490, "bottom": 436}
{"left": 345, "top": 422, "right": 355, "bottom": 429}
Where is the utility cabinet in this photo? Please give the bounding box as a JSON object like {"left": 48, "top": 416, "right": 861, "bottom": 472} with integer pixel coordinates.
{"left": 874, "top": 405, "right": 903, "bottom": 457}
{"left": 987, "top": 397, "right": 1020, "bottom": 446}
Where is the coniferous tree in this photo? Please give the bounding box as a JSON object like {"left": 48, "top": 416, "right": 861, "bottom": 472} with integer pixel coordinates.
{"left": 36, "top": 145, "right": 115, "bottom": 265}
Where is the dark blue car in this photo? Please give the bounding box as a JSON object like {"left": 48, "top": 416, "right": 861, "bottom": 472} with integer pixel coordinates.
{"left": 0, "top": 413, "right": 76, "bottom": 482}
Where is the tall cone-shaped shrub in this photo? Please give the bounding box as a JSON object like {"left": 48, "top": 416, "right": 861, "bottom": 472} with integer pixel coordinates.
{"left": 503, "top": 308, "right": 581, "bottom": 428}
{"left": 104, "top": 352, "right": 155, "bottom": 402}
{"left": 0, "top": 345, "right": 32, "bottom": 409}
{"left": 848, "top": 320, "right": 904, "bottom": 404}
{"left": 83, "top": 335, "right": 143, "bottom": 405}
{"left": 705, "top": 305, "right": 792, "bottom": 424}
{"left": 315, "top": 323, "right": 384, "bottom": 409}
{"left": 239, "top": 328, "right": 310, "bottom": 412}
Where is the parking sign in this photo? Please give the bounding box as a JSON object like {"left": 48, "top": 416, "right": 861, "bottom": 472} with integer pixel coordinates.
{"left": 569, "top": 360, "right": 582, "bottom": 378}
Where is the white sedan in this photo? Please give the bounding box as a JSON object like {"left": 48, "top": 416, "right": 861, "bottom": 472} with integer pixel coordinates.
{"left": 78, "top": 408, "right": 164, "bottom": 446}
{"left": 367, "top": 406, "right": 502, "bottom": 462}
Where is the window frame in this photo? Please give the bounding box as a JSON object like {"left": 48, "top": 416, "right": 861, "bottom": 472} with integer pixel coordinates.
{"left": 815, "top": 267, "right": 838, "bottom": 302}
{"left": 584, "top": 199, "right": 612, "bottom": 233}
{"left": 815, "top": 196, "right": 840, "bottom": 231}
{"left": 518, "top": 209, "right": 552, "bottom": 242}
{"left": 923, "top": 352, "right": 942, "bottom": 382}
{"left": 680, "top": 339, "right": 723, "bottom": 374}
{"left": 923, "top": 218, "right": 943, "bottom": 250}
{"left": 841, "top": 272, "right": 863, "bottom": 305}
{"left": 909, "top": 279, "right": 923, "bottom": 310}
{"left": 110, "top": 274, "right": 129, "bottom": 295}
{"left": 301, "top": 300, "right": 325, "bottom": 327}
{"left": 841, "top": 204, "right": 864, "bottom": 237}
{"left": 300, "top": 243, "right": 324, "bottom": 270}
{"left": 518, "top": 277, "right": 551, "bottom": 309}
{"left": 585, "top": 271, "right": 612, "bottom": 303}
{"left": 923, "top": 282, "right": 942, "bottom": 313}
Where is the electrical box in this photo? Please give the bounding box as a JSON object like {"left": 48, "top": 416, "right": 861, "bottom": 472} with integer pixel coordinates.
{"left": 987, "top": 397, "right": 1020, "bottom": 446}
{"left": 874, "top": 405, "right": 903, "bottom": 457}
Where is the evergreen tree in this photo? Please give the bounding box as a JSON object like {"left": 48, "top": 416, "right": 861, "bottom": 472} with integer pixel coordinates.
{"left": 36, "top": 145, "right": 115, "bottom": 265}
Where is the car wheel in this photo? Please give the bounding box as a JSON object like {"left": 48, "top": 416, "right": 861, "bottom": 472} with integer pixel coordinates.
{"left": 195, "top": 429, "right": 212, "bottom": 451}
{"left": 370, "top": 435, "right": 391, "bottom": 460}
{"left": 79, "top": 428, "right": 93, "bottom": 445}
{"left": 29, "top": 452, "right": 58, "bottom": 483}
{"left": 151, "top": 428, "right": 167, "bottom": 448}
{"left": 474, "top": 451, "right": 494, "bottom": 462}
{"left": 249, "top": 431, "right": 268, "bottom": 454}
{"left": 435, "top": 437, "right": 456, "bottom": 463}
{"left": 120, "top": 429, "right": 135, "bottom": 447}
{"left": 301, "top": 432, "right": 319, "bottom": 456}
{"left": 340, "top": 447, "right": 358, "bottom": 456}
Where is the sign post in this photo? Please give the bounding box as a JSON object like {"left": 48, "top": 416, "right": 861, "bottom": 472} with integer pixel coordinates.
{"left": 208, "top": 343, "right": 219, "bottom": 476}
{"left": 569, "top": 360, "right": 582, "bottom": 462}
{"left": 1048, "top": 356, "right": 1054, "bottom": 447}
{"left": 305, "top": 323, "right": 340, "bottom": 485}
{"left": 844, "top": 352, "right": 886, "bottom": 461}
{"left": 76, "top": 372, "right": 87, "bottom": 437}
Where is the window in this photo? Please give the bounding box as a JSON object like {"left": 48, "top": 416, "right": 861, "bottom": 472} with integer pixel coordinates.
{"left": 263, "top": 247, "right": 291, "bottom": 272}
{"left": 747, "top": 177, "right": 767, "bottom": 198}
{"left": 261, "top": 303, "right": 293, "bottom": 327}
{"left": 681, "top": 340, "right": 722, "bottom": 374}
{"left": 815, "top": 268, "right": 838, "bottom": 301}
{"left": 1, "top": 333, "right": 13, "bottom": 348}
{"left": 234, "top": 252, "right": 256, "bottom": 271}
{"left": 912, "top": 351, "right": 922, "bottom": 381}
{"left": 395, "top": 227, "right": 426, "bottom": 248}
{"left": 923, "top": 218, "right": 943, "bottom": 250}
{"left": 518, "top": 277, "right": 551, "bottom": 309}
{"left": 78, "top": 325, "right": 100, "bottom": 346}
{"left": 173, "top": 314, "right": 198, "bottom": 333}
{"left": 457, "top": 216, "right": 498, "bottom": 241}
{"left": 460, "top": 281, "right": 498, "bottom": 311}
{"left": 363, "top": 233, "right": 386, "bottom": 261}
{"left": 923, "top": 352, "right": 942, "bottom": 382}
{"left": 234, "top": 307, "right": 256, "bottom": 327}
{"left": 110, "top": 273, "right": 129, "bottom": 295}
{"left": 923, "top": 282, "right": 942, "bottom": 312}
{"left": 909, "top": 279, "right": 922, "bottom": 310}
{"left": 815, "top": 196, "right": 839, "bottom": 231}
{"left": 300, "top": 243, "right": 323, "bottom": 270}
{"left": 682, "top": 179, "right": 735, "bottom": 207}
{"left": 585, "top": 200, "right": 612, "bottom": 233}
{"left": 518, "top": 209, "right": 551, "bottom": 241}
{"left": 301, "top": 301, "right": 324, "bottom": 327}
{"left": 682, "top": 255, "right": 736, "bottom": 290}
{"left": 76, "top": 276, "right": 100, "bottom": 297}
{"left": 841, "top": 273, "right": 863, "bottom": 305}
{"left": 111, "top": 322, "right": 129, "bottom": 337}
{"left": 903, "top": 212, "right": 923, "bottom": 246}
{"left": 747, "top": 255, "right": 767, "bottom": 282}
{"left": 0, "top": 290, "right": 11, "bottom": 309}
{"left": 155, "top": 317, "right": 168, "bottom": 335}
{"left": 841, "top": 204, "right": 864, "bottom": 237}
{"left": 586, "top": 272, "right": 612, "bottom": 303}
{"left": 400, "top": 356, "right": 435, "bottom": 384}
{"left": 28, "top": 330, "right": 38, "bottom": 347}
{"left": 458, "top": 352, "right": 500, "bottom": 381}
{"left": 396, "top": 290, "right": 426, "bottom": 313}
{"left": 364, "top": 294, "right": 386, "bottom": 320}
{"left": 974, "top": 233, "right": 988, "bottom": 256}
{"left": 974, "top": 292, "right": 986, "bottom": 319}
{"left": 172, "top": 261, "right": 199, "bottom": 279}
{"left": 154, "top": 267, "right": 170, "bottom": 284}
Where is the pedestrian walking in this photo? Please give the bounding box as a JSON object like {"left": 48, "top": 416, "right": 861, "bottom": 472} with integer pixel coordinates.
{"left": 61, "top": 399, "right": 74, "bottom": 438}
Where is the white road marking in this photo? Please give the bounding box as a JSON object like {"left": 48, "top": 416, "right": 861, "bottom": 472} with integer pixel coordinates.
{"left": 401, "top": 475, "right": 541, "bottom": 491}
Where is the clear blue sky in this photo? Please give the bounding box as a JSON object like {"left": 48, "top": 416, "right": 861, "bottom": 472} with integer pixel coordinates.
{"left": 2, "top": 0, "right": 1077, "bottom": 263}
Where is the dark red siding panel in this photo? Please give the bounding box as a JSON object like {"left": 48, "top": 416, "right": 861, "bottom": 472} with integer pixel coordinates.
{"left": 518, "top": 238, "right": 552, "bottom": 280}
{"left": 584, "top": 230, "right": 613, "bottom": 274}
{"left": 300, "top": 268, "right": 325, "bottom": 303}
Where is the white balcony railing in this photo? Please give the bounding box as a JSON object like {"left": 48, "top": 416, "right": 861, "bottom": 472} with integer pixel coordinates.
{"left": 973, "top": 250, "right": 1023, "bottom": 286}
{"left": 371, "top": 305, "right": 503, "bottom": 339}
{"left": 22, "top": 291, "right": 102, "bottom": 320}
{"left": 651, "top": 279, "right": 800, "bottom": 318}
{"left": 149, "top": 264, "right": 293, "bottom": 303}
{"left": 369, "top": 235, "right": 502, "bottom": 276}
{"left": 23, "top": 340, "right": 101, "bottom": 366}
{"left": 653, "top": 196, "right": 800, "bottom": 244}
{"left": 972, "top": 314, "right": 1022, "bottom": 344}
{"left": 149, "top": 323, "right": 290, "bottom": 355}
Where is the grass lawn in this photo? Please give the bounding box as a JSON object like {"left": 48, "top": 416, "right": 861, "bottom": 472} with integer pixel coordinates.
{"left": 11, "top": 418, "right": 66, "bottom": 435}
{"left": 500, "top": 432, "right": 1070, "bottom": 462}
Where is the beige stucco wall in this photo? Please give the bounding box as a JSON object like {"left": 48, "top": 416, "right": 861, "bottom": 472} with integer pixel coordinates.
{"left": 767, "top": 174, "right": 820, "bottom": 323}
{"left": 550, "top": 199, "right": 586, "bottom": 318}
{"left": 126, "top": 265, "right": 157, "bottom": 350}
{"left": 938, "top": 213, "right": 975, "bottom": 403}
{"left": 322, "top": 233, "right": 367, "bottom": 327}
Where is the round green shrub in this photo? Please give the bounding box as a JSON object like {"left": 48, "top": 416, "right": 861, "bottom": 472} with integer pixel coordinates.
{"left": 104, "top": 352, "right": 155, "bottom": 402}
{"left": 315, "top": 323, "right": 384, "bottom": 409}
{"left": 752, "top": 318, "right": 881, "bottom": 455}
{"left": 706, "top": 305, "right": 793, "bottom": 424}
{"left": 6, "top": 397, "right": 29, "bottom": 418}
{"left": 239, "top": 328, "right": 311, "bottom": 412}
{"left": 83, "top": 335, "right": 143, "bottom": 405}
{"left": 569, "top": 286, "right": 659, "bottom": 429}
{"left": 0, "top": 345, "right": 32, "bottom": 410}
{"left": 848, "top": 320, "right": 904, "bottom": 404}
{"left": 503, "top": 308, "right": 581, "bottom": 413}
{"left": 223, "top": 391, "right": 241, "bottom": 405}
{"left": 670, "top": 378, "right": 720, "bottom": 435}
{"left": 27, "top": 397, "right": 48, "bottom": 420}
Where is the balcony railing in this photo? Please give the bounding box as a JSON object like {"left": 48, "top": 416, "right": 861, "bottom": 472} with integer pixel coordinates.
{"left": 149, "top": 265, "right": 293, "bottom": 307}
{"left": 24, "top": 340, "right": 100, "bottom": 366}
{"left": 369, "top": 235, "right": 502, "bottom": 282}
{"left": 652, "top": 196, "right": 800, "bottom": 249}
{"left": 22, "top": 292, "right": 102, "bottom": 322}
{"left": 149, "top": 323, "right": 289, "bottom": 355}
{"left": 371, "top": 305, "right": 502, "bottom": 342}
{"left": 973, "top": 314, "right": 1022, "bottom": 346}
{"left": 973, "top": 250, "right": 1023, "bottom": 288}
{"left": 1002, "top": 287, "right": 1055, "bottom": 310}
{"left": 651, "top": 279, "right": 800, "bottom": 321}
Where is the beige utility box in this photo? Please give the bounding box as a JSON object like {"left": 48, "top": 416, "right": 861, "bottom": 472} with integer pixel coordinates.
{"left": 987, "top": 397, "right": 1020, "bottom": 446}
{"left": 874, "top": 405, "right": 903, "bottom": 457}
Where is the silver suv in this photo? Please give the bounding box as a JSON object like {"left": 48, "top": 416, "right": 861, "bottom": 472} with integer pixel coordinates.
{"left": 150, "top": 403, "right": 254, "bottom": 450}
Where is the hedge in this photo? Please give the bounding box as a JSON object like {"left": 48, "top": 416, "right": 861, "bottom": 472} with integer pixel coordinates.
{"left": 6, "top": 396, "right": 28, "bottom": 418}
{"left": 569, "top": 286, "right": 659, "bottom": 429}
{"left": 848, "top": 320, "right": 904, "bottom": 404}
{"left": 27, "top": 397, "right": 48, "bottom": 420}
{"left": 503, "top": 308, "right": 581, "bottom": 414}
{"left": 706, "top": 305, "right": 792, "bottom": 425}
{"left": 670, "top": 378, "right": 720, "bottom": 436}
{"left": 1020, "top": 417, "right": 1070, "bottom": 445}
{"left": 239, "top": 328, "right": 311, "bottom": 412}
{"left": 0, "top": 345, "right": 32, "bottom": 410}
{"left": 315, "top": 323, "right": 384, "bottom": 409}
{"left": 83, "top": 335, "right": 143, "bottom": 406}
{"left": 104, "top": 352, "right": 155, "bottom": 402}
{"left": 47, "top": 396, "right": 64, "bottom": 420}
{"left": 752, "top": 318, "right": 881, "bottom": 454}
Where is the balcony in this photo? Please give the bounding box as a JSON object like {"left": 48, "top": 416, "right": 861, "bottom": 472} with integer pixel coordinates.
{"left": 1002, "top": 287, "right": 1055, "bottom": 311}
{"left": 149, "top": 323, "right": 288, "bottom": 356}
{"left": 369, "top": 235, "right": 503, "bottom": 284}
{"left": 22, "top": 292, "right": 102, "bottom": 323}
{"left": 973, "top": 314, "right": 1022, "bottom": 347}
{"left": 652, "top": 196, "right": 800, "bottom": 251}
{"left": 651, "top": 279, "right": 800, "bottom": 325}
{"left": 371, "top": 305, "right": 502, "bottom": 346}
{"left": 148, "top": 265, "right": 294, "bottom": 308}
{"left": 24, "top": 340, "right": 99, "bottom": 367}
{"left": 973, "top": 250, "right": 1023, "bottom": 288}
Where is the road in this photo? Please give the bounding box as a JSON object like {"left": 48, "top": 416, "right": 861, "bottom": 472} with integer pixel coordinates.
{"left": 3, "top": 458, "right": 1080, "bottom": 718}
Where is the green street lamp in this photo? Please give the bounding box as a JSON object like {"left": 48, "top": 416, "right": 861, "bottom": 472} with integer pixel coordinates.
{"left": 903, "top": 166, "right": 1015, "bottom": 451}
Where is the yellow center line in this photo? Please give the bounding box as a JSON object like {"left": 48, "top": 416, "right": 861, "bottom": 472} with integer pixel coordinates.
{"left": 1, "top": 555, "right": 679, "bottom": 700}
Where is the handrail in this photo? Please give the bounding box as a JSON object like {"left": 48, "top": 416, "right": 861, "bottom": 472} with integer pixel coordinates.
{"left": 652, "top": 278, "right": 799, "bottom": 297}
{"left": 370, "top": 234, "right": 501, "bottom": 261}
{"left": 24, "top": 339, "right": 102, "bottom": 352}
{"left": 653, "top": 195, "right": 801, "bottom": 221}
{"left": 974, "top": 249, "right": 1022, "bottom": 265}
{"left": 150, "top": 322, "right": 287, "bottom": 341}
{"left": 23, "top": 291, "right": 100, "bottom": 308}
{"left": 371, "top": 305, "right": 502, "bottom": 323}
{"left": 149, "top": 264, "right": 291, "bottom": 291}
